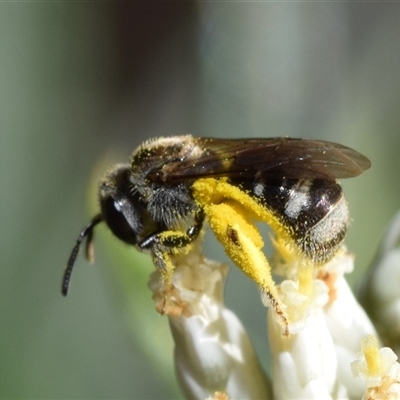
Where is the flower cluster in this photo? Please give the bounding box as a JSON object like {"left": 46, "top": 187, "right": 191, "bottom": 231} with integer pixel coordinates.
{"left": 149, "top": 212, "right": 400, "bottom": 400}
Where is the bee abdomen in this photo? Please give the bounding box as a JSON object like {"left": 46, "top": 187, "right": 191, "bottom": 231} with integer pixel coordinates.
{"left": 299, "top": 194, "right": 349, "bottom": 264}
{"left": 248, "top": 178, "right": 349, "bottom": 264}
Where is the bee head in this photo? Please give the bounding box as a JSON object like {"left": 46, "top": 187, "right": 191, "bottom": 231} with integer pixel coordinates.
{"left": 62, "top": 164, "right": 148, "bottom": 296}
{"left": 99, "top": 164, "right": 146, "bottom": 246}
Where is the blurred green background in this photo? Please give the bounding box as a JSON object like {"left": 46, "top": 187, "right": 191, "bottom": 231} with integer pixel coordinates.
{"left": 1, "top": 3, "right": 400, "bottom": 399}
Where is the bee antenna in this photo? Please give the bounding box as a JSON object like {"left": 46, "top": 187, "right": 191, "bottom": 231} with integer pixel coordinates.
{"left": 62, "top": 214, "right": 103, "bottom": 297}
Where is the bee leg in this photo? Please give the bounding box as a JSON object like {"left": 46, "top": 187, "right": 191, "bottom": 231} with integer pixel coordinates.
{"left": 138, "top": 209, "right": 204, "bottom": 284}
{"left": 205, "top": 201, "right": 289, "bottom": 336}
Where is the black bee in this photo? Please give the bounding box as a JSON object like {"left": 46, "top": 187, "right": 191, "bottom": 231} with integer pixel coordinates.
{"left": 62, "top": 136, "right": 370, "bottom": 333}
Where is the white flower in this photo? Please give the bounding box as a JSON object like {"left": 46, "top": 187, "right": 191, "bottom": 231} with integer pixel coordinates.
{"left": 351, "top": 336, "right": 400, "bottom": 400}
{"left": 268, "top": 244, "right": 378, "bottom": 399}
{"left": 149, "top": 242, "right": 272, "bottom": 400}
{"left": 321, "top": 251, "right": 378, "bottom": 399}
{"left": 267, "top": 275, "right": 340, "bottom": 400}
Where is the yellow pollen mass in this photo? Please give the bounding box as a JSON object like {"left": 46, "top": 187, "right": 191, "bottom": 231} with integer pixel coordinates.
{"left": 192, "top": 177, "right": 294, "bottom": 334}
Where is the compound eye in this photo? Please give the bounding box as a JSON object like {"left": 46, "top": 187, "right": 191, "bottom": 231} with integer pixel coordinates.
{"left": 102, "top": 196, "right": 139, "bottom": 245}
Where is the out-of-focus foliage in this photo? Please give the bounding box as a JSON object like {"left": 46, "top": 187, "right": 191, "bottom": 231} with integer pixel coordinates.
{"left": 1, "top": 3, "right": 399, "bottom": 399}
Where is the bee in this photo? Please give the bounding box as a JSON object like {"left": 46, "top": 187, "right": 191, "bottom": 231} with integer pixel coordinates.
{"left": 62, "top": 136, "right": 370, "bottom": 334}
